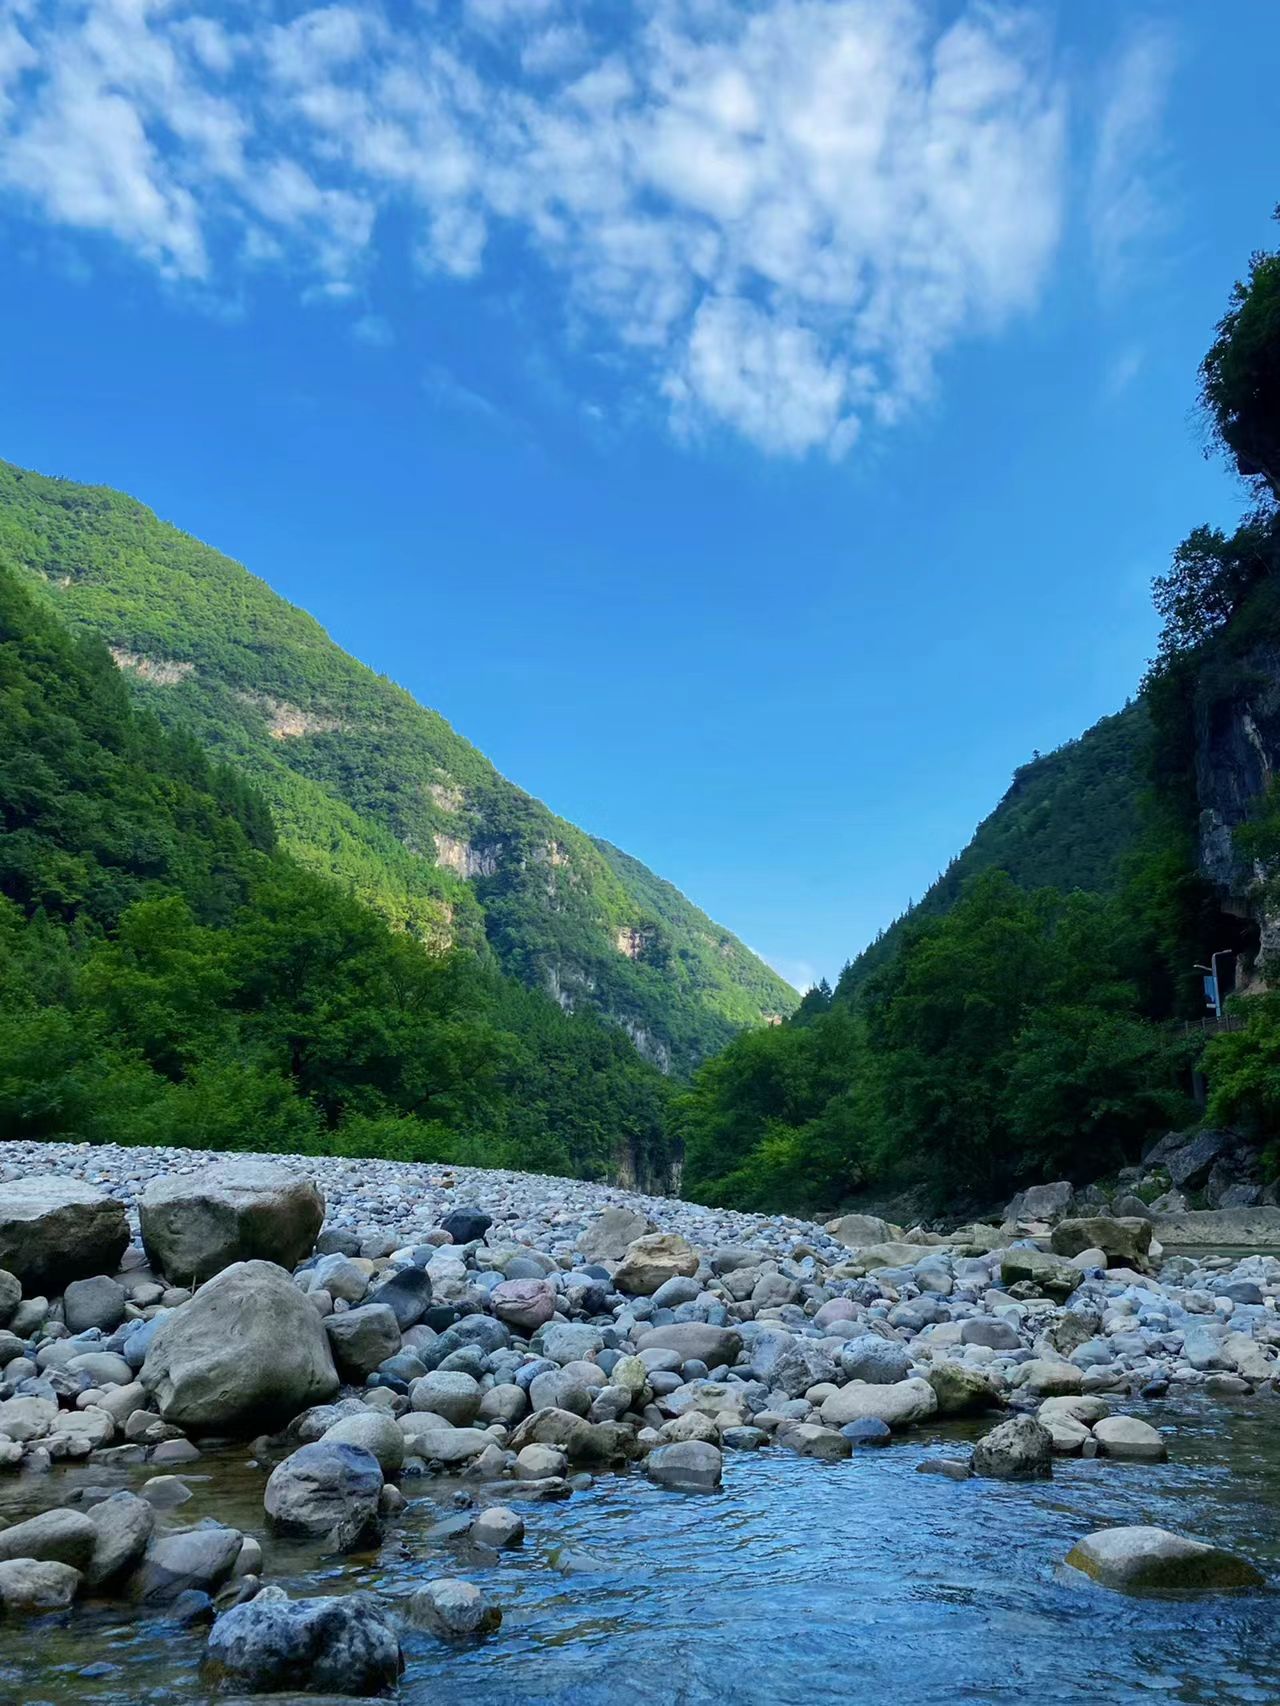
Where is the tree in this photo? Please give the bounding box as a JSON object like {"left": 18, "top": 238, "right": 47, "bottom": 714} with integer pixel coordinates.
{"left": 1200, "top": 209, "right": 1280, "bottom": 497}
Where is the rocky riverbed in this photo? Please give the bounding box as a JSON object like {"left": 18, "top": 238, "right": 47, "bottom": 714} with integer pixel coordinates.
{"left": 0, "top": 1141, "right": 1277, "bottom": 1703}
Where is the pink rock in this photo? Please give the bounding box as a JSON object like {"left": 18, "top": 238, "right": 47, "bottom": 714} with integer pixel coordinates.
{"left": 491, "top": 1279, "right": 556, "bottom": 1334}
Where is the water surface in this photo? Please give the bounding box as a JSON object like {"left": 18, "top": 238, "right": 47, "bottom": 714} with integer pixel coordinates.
{"left": 2, "top": 1393, "right": 1277, "bottom": 1706}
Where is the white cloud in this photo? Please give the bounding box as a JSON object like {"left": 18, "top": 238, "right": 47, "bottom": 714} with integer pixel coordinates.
{"left": 0, "top": 0, "right": 1076, "bottom": 455}
{"left": 1088, "top": 25, "right": 1177, "bottom": 293}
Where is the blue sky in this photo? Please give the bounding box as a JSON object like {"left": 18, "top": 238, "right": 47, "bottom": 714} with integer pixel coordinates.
{"left": 1, "top": 0, "right": 1278, "bottom": 989}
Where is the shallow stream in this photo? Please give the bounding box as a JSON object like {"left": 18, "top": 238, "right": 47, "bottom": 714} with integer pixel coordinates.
{"left": 2, "top": 1390, "right": 1277, "bottom": 1706}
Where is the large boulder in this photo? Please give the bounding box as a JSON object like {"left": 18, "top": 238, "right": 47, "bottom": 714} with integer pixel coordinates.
{"left": 613, "top": 1233, "right": 699, "bottom": 1297}
{"left": 140, "top": 1161, "right": 323, "bottom": 1285}
{"left": 928, "top": 1362, "right": 1001, "bottom": 1416}
{"left": 1049, "top": 1217, "right": 1152, "bottom": 1269}
{"left": 0, "top": 1175, "right": 129, "bottom": 1292}
{"left": 636, "top": 1323, "right": 742, "bottom": 1368}
{"left": 576, "top": 1205, "right": 655, "bottom": 1262}
{"left": 971, "top": 1415, "right": 1053, "bottom": 1480}
{"left": 207, "top": 1589, "right": 403, "bottom": 1695}
{"left": 0, "top": 1558, "right": 81, "bottom": 1611}
{"left": 1003, "top": 1181, "right": 1074, "bottom": 1223}
{"left": 141, "top": 1260, "right": 339, "bottom": 1432}
{"left": 264, "top": 1443, "right": 383, "bottom": 1551}
{"left": 0, "top": 1509, "right": 97, "bottom": 1570}
{"left": 1065, "top": 1526, "right": 1264, "bottom": 1593}
{"left": 998, "top": 1247, "right": 1081, "bottom": 1298}
{"left": 826, "top": 1213, "right": 892, "bottom": 1248}
{"left": 646, "top": 1440, "right": 723, "bottom": 1490}
{"left": 819, "top": 1378, "right": 937, "bottom": 1431}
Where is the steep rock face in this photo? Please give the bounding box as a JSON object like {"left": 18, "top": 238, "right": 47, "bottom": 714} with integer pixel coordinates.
{"left": 1195, "top": 639, "right": 1280, "bottom": 971}
{"left": 0, "top": 459, "right": 796, "bottom": 1071}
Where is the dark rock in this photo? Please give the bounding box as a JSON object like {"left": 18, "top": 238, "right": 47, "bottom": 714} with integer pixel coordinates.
{"left": 0, "top": 1176, "right": 129, "bottom": 1292}
{"left": 367, "top": 1267, "right": 434, "bottom": 1331}
{"left": 264, "top": 1443, "right": 383, "bottom": 1551}
{"left": 440, "top": 1207, "right": 493, "bottom": 1245}
{"left": 207, "top": 1589, "right": 404, "bottom": 1695}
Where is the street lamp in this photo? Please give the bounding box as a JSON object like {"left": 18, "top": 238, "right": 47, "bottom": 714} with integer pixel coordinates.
{"left": 1194, "top": 950, "right": 1233, "bottom": 1019}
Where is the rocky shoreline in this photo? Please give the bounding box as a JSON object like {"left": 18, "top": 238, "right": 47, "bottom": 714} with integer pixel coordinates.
{"left": 0, "top": 1141, "right": 1276, "bottom": 1696}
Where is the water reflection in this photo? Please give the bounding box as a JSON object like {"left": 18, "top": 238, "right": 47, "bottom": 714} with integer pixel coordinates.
{"left": 1, "top": 1393, "right": 1277, "bottom": 1706}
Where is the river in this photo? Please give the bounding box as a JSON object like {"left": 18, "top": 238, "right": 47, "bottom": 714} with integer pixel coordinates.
{"left": 2, "top": 1388, "right": 1277, "bottom": 1706}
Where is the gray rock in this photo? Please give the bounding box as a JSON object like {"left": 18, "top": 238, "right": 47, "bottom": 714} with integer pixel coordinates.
{"left": 140, "top": 1160, "right": 324, "bottom": 1285}
{"left": 928, "top": 1362, "right": 1001, "bottom": 1416}
{"left": 839, "top": 1334, "right": 912, "bottom": 1385}
{"left": 998, "top": 1247, "right": 1082, "bottom": 1298}
{"left": 636, "top": 1322, "right": 742, "bottom": 1368}
{"left": 820, "top": 1377, "right": 937, "bottom": 1430}
{"left": 971, "top": 1415, "right": 1053, "bottom": 1480}
{"left": 0, "top": 1269, "right": 19, "bottom": 1327}
{"left": 0, "top": 1508, "right": 97, "bottom": 1570}
{"left": 410, "top": 1370, "right": 482, "bottom": 1426}
{"left": 576, "top": 1205, "right": 655, "bottom": 1262}
{"left": 84, "top": 1491, "right": 155, "bottom": 1587}
{"left": 537, "top": 1322, "right": 605, "bottom": 1366}
{"left": 646, "top": 1439, "right": 723, "bottom": 1490}
{"left": 264, "top": 1443, "right": 383, "bottom": 1551}
{"left": 62, "top": 1274, "right": 127, "bottom": 1334}
{"left": 1049, "top": 1217, "right": 1152, "bottom": 1269}
{"left": 0, "top": 1557, "right": 81, "bottom": 1610}
{"left": 0, "top": 1176, "right": 129, "bottom": 1292}
{"left": 324, "top": 1304, "right": 402, "bottom": 1382}
{"left": 960, "top": 1318, "right": 1020, "bottom": 1351}
{"left": 410, "top": 1577, "right": 501, "bottom": 1637}
{"left": 132, "top": 1525, "right": 243, "bottom": 1602}
{"left": 826, "top": 1213, "right": 893, "bottom": 1247}
{"left": 1065, "top": 1525, "right": 1264, "bottom": 1593}
{"left": 142, "top": 1260, "right": 339, "bottom": 1432}
{"left": 207, "top": 1589, "right": 404, "bottom": 1694}
{"left": 471, "top": 1506, "right": 524, "bottom": 1549}
{"left": 1003, "top": 1181, "right": 1074, "bottom": 1222}
{"left": 1092, "top": 1416, "right": 1168, "bottom": 1462}
{"left": 322, "top": 1411, "right": 405, "bottom": 1476}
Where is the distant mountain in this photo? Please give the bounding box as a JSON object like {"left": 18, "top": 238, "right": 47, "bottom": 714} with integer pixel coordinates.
{"left": 0, "top": 459, "right": 796, "bottom": 1073}
{"left": 840, "top": 702, "right": 1150, "bottom": 992}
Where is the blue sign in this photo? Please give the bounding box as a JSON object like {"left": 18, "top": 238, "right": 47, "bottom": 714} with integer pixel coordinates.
{"left": 1203, "top": 974, "right": 1218, "bottom": 1010}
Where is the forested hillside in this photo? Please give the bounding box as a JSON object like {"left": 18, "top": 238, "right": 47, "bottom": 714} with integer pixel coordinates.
{"left": 0, "top": 562, "right": 673, "bottom": 1178}
{"left": 0, "top": 465, "right": 795, "bottom": 1075}
{"left": 845, "top": 703, "right": 1149, "bottom": 989}
{"left": 681, "top": 212, "right": 1280, "bottom": 1216}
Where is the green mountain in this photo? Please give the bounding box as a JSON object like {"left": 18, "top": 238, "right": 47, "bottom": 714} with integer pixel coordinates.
{"left": 0, "top": 556, "right": 676, "bottom": 1180}
{"left": 0, "top": 460, "right": 796, "bottom": 1074}
{"left": 843, "top": 702, "right": 1151, "bottom": 990}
